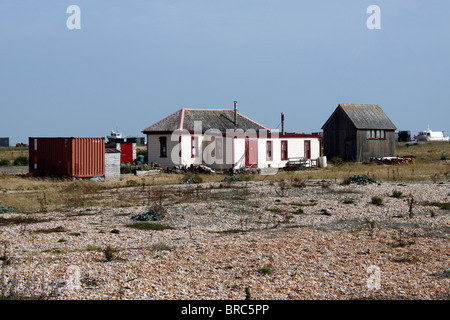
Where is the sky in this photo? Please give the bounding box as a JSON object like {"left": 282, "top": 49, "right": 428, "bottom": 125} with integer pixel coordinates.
{"left": 1, "top": 0, "right": 449, "bottom": 145}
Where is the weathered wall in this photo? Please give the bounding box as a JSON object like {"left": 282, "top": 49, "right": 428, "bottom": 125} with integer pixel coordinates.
{"left": 105, "top": 152, "right": 120, "bottom": 179}
{"left": 356, "top": 130, "right": 396, "bottom": 161}
{"left": 323, "top": 109, "right": 356, "bottom": 160}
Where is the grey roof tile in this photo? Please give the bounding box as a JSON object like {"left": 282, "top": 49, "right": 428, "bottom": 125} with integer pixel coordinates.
{"left": 143, "top": 109, "right": 269, "bottom": 132}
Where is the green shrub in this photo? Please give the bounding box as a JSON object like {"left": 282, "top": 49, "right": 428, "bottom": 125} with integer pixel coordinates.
{"left": 293, "top": 208, "right": 304, "bottom": 214}
{"left": 371, "top": 196, "right": 384, "bottom": 206}
{"left": 257, "top": 264, "right": 275, "bottom": 275}
{"left": 131, "top": 204, "right": 167, "bottom": 221}
{"left": 330, "top": 157, "right": 343, "bottom": 166}
{"left": 126, "top": 179, "right": 138, "bottom": 187}
{"left": 440, "top": 154, "right": 447, "bottom": 160}
{"left": 103, "top": 245, "right": 117, "bottom": 261}
{"left": 0, "top": 205, "right": 16, "bottom": 213}
{"left": 391, "top": 190, "right": 403, "bottom": 198}
{"left": 348, "top": 175, "right": 376, "bottom": 185}
{"left": 13, "top": 156, "right": 28, "bottom": 166}
{"left": 0, "top": 159, "right": 10, "bottom": 166}
{"left": 343, "top": 199, "right": 354, "bottom": 204}
{"left": 221, "top": 176, "right": 243, "bottom": 182}
{"left": 181, "top": 174, "right": 203, "bottom": 184}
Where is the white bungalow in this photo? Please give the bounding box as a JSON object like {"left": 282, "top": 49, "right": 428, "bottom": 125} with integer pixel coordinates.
{"left": 142, "top": 104, "right": 322, "bottom": 171}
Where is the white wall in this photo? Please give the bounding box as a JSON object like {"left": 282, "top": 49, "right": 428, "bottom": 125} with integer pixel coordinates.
{"left": 105, "top": 153, "right": 120, "bottom": 179}
{"left": 147, "top": 134, "right": 179, "bottom": 167}
{"left": 257, "top": 137, "right": 321, "bottom": 169}
{"left": 147, "top": 133, "right": 321, "bottom": 170}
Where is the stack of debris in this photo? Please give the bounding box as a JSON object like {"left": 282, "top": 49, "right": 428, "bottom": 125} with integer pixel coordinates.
{"left": 165, "top": 164, "right": 215, "bottom": 174}
{"left": 370, "top": 157, "right": 415, "bottom": 165}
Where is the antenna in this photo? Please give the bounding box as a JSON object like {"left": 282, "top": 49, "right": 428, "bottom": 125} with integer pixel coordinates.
{"left": 234, "top": 101, "right": 238, "bottom": 127}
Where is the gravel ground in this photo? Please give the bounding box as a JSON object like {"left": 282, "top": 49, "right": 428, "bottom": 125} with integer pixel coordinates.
{"left": 0, "top": 180, "right": 448, "bottom": 300}
{"left": 0, "top": 166, "right": 28, "bottom": 175}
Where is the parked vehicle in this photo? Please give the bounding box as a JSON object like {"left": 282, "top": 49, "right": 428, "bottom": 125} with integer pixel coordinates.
{"left": 416, "top": 126, "right": 449, "bottom": 142}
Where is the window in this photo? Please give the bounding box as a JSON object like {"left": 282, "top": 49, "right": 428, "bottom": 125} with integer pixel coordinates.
{"left": 281, "top": 140, "right": 288, "bottom": 160}
{"left": 367, "top": 130, "right": 386, "bottom": 139}
{"left": 215, "top": 137, "right": 223, "bottom": 160}
{"left": 159, "top": 137, "right": 167, "bottom": 157}
{"left": 266, "top": 141, "right": 272, "bottom": 161}
{"left": 304, "top": 140, "right": 311, "bottom": 159}
{"left": 191, "top": 136, "right": 198, "bottom": 158}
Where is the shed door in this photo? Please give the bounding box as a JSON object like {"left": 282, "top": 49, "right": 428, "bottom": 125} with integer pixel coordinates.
{"left": 345, "top": 140, "right": 355, "bottom": 161}
{"left": 245, "top": 138, "right": 258, "bottom": 168}
{"left": 121, "top": 143, "right": 133, "bottom": 163}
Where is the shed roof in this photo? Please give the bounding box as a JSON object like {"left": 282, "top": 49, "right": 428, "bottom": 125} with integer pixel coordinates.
{"left": 105, "top": 148, "right": 120, "bottom": 153}
{"left": 322, "top": 104, "right": 397, "bottom": 130}
{"left": 142, "top": 108, "right": 269, "bottom": 133}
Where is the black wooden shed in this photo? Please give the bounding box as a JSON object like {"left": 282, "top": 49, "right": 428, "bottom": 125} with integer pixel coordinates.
{"left": 0, "top": 138, "right": 9, "bottom": 147}
{"left": 321, "top": 104, "right": 397, "bottom": 161}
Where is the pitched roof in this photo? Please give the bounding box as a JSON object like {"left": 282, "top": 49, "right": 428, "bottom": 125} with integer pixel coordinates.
{"left": 142, "top": 108, "right": 269, "bottom": 133}
{"left": 322, "top": 104, "right": 397, "bottom": 130}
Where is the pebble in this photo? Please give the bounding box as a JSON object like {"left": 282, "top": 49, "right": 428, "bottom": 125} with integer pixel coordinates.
{"left": 0, "top": 180, "right": 448, "bottom": 300}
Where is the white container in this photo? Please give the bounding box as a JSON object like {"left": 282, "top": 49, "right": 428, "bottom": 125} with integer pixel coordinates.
{"left": 319, "top": 156, "right": 327, "bottom": 168}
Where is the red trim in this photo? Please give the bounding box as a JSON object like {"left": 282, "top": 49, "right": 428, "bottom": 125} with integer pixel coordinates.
{"left": 236, "top": 112, "right": 270, "bottom": 130}
{"left": 266, "top": 140, "right": 273, "bottom": 161}
{"left": 178, "top": 108, "right": 186, "bottom": 130}
{"left": 281, "top": 140, "right": 288, "bottom": 161}
{"left": 319, "top": 138, "right": 322, "bottom": 157}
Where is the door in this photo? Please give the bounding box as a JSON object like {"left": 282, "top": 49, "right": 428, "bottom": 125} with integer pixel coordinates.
{"left": 121, "top": 143, "right": 133, "bottom": 163}
{"left": 245, "top": 138, "right": 258, "bottom": 168}
{"left": 344, "top": 139, "right": 355, "bottom": 161}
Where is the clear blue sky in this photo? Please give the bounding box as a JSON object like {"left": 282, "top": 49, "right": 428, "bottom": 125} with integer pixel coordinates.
{"left": 1, "top": 0, "right": 449, "bottom": 144}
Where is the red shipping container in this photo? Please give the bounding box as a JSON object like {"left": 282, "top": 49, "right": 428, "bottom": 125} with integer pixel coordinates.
{"left": 29, "top": 137, "right": 105, "bottom": 178}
